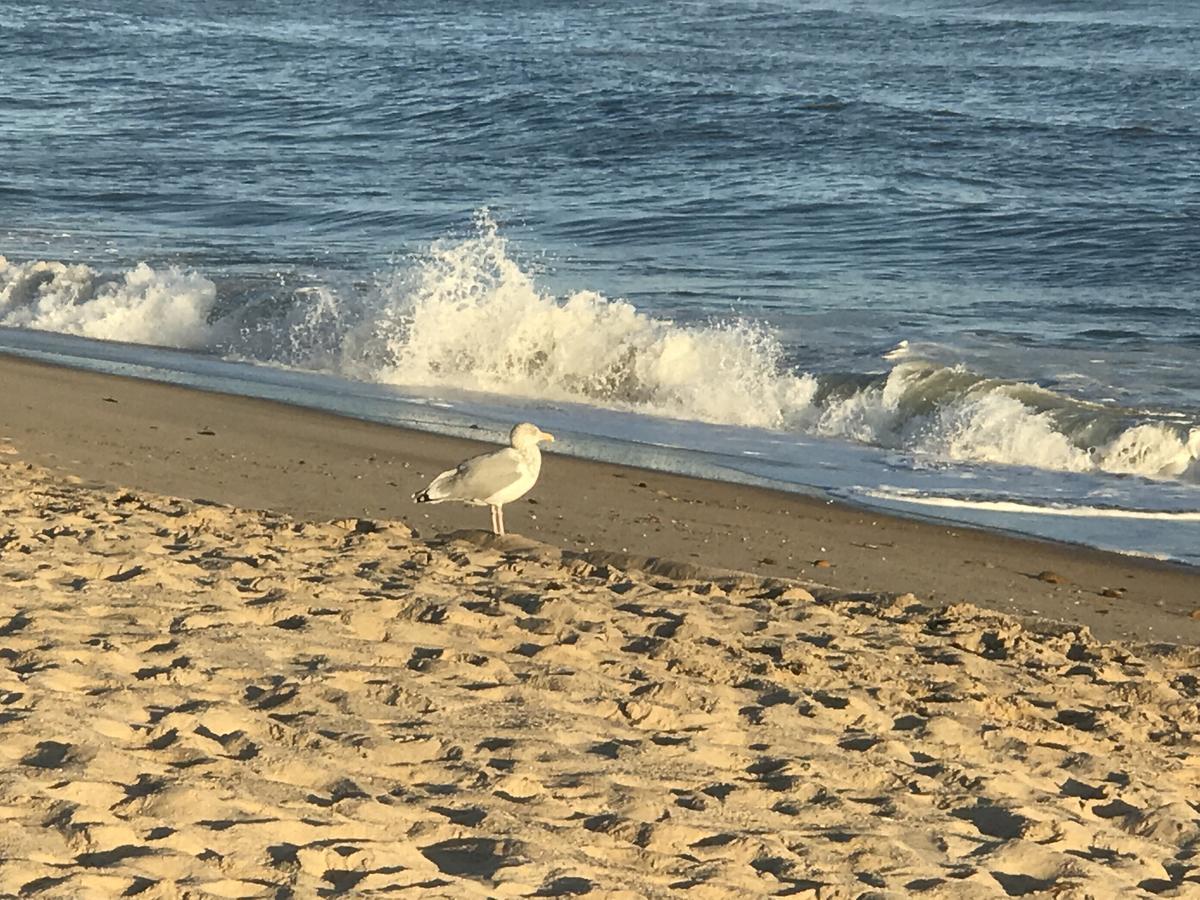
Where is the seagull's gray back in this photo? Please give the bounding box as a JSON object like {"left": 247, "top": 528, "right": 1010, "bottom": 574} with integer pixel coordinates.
{"left": 426, "top": 447, "right": 523, "bottom": 503}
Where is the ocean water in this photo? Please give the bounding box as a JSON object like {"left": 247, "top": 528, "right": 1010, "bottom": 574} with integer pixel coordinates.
{"left": 3, "top": 1, "right": 1199, "bottom": 562}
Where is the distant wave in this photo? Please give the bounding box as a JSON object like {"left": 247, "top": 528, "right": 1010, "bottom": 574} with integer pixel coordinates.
{"left": 3, "top": 214, "right": 1199, "bottom": 484}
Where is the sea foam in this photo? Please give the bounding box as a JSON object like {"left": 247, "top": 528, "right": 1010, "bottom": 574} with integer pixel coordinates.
{"left": 0, "top": 256, "right": 217, "bottom": 348}
{"left": 337, "top": 214, "right": 820, "bottom": 429}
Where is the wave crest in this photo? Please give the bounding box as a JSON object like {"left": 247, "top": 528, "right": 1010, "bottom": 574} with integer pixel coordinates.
{"left": 289, "top": 213, "right": 820, "bottom": 429}
{"left": 808, "top": 362, "right": 1197, "bottom": 480}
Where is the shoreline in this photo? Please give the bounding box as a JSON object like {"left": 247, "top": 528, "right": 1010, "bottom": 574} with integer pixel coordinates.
{"left": 3, "top": 351, "right": 1198, "bottom": 645}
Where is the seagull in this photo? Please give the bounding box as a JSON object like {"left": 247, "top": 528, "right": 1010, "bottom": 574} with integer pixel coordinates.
{"left": 413, "top": 422, "right": 555, "bottom": 535}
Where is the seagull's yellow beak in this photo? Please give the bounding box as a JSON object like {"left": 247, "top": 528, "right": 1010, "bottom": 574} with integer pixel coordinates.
{"left": 539, "top": 430, "right": 555, "bottom": 443}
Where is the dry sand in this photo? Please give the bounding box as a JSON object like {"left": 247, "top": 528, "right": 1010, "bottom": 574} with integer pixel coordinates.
{"left": 1, "top": 446, "right": 1199, "bottom": 898}
{"left": 1, "top": 355, "right": 1199, "bottom": 898}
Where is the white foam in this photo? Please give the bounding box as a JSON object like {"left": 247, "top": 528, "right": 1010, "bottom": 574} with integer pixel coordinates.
{"left": 916, "top": 391, "right": 1091, "bottom": 472}
{"left": 1091, "top": 423, "right": 1200, "bottom": 479}
{"left": 862, "top": 488, "right": 1200, "bottom": 521}
{"left": 806, "top": 362, "right": 1198, "bottom": 482}
{"left": 0, "top": 256, "right": 216, "bottom": 348}
{"left": 300, "top": 211, "right": 820, "bottom": 429}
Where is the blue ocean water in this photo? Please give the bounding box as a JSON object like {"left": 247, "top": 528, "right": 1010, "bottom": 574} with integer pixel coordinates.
{"left": 2, "top": 1, "right": 1199, "bottom": 561}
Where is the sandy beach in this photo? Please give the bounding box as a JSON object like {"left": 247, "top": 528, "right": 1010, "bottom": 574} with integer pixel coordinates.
{"left": 1, "top": 355, "right": 1199, "bottom": 897}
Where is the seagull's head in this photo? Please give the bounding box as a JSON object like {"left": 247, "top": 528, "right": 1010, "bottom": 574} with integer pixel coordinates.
{"left": 510, "top": 422, "right": 555, "bottom": 450}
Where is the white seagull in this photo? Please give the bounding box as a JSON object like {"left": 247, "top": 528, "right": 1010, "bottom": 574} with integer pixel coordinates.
{"left": 413, "top": 422, "right": 555, "bottom": 535}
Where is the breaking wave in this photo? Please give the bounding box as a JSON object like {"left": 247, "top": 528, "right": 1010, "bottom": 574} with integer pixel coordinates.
{"left": 3, "top": 215, "right": 1199, "bottom": 483}
{"left": 808, "top": 367, "right": 1200, "bottom": 481}
{"left": 0, "top": 256, "right": 219, "bottom": 348}
{"left": 317, "top": 213, "right": 820, "bottom": 429}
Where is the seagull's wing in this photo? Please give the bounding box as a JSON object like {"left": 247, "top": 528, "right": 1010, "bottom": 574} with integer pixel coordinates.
{"left": 422, "top": 447, "right": 523, "bottom": 504}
